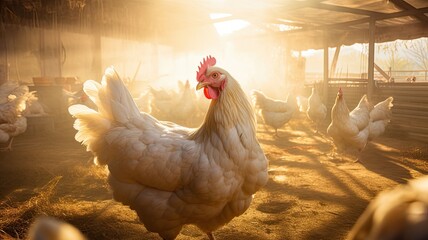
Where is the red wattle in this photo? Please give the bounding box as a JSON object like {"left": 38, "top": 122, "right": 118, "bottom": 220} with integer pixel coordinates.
{"left": 204, "top": 87, "right": 212, "bottom": 99}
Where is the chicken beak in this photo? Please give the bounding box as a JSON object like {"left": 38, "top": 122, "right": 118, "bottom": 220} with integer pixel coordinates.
{"left": 196, "top": 82, "right": 207, "bottom": 90}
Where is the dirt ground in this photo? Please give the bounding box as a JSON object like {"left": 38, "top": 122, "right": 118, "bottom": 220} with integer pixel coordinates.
{"left": 0, "top": 113, "right": 427, "bottom": 240}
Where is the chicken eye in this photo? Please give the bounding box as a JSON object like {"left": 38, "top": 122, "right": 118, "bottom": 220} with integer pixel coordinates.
{"left": 212, "top": 72, "right": 219, "bottom": 79}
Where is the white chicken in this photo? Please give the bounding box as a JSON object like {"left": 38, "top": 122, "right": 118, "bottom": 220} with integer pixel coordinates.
{"left": 63, "top": 89, "right": 97, "bottom": 110}
{"left": 348, "top": 176, "right": 428, "bottom": 240}
{"left": 368, "top": 96, "right": 394, "bottom": 141}
{"left": 296, "top": 95, "right": 308, "bottom": 113}
{"left": 306, "top": 87, "right": 327, "bottom": 133}
{"left": 23, "top": 92, "right": 47, "bottom": 116}
{"left": 327, "top": 88, "right": 371, "bottom": 158}
{"left": 327, "top": 88, "right": 393, "bottom": 161}
{"left": 0, "top": 85, "right": 31, "bottom": 151}
{"left": 69, "top": 56, "right": 268, "bottom": 240}
{"left": 169, "top": 80, "right": 198, "bottom": 126}
{"left": 149, "top": 80, "right": 200, "bottom": 127}
{"left": 133, "top": 89, "right": 152, "bottom": 113}
{"left": 252, "top": 90, "right": 297, "bottom": 136}
{"left": 149, "top": 86, "right": 179, "bottom": 119}
{"left": 0, "top": 117, "right": 27, "bottom": 151}
{"left": 0, "top": 81, "right": 23, "bottom": 104}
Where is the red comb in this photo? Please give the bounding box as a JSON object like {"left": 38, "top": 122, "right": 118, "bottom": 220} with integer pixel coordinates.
{"left": 196, "top": 55, "right": 216, "bottom": 82}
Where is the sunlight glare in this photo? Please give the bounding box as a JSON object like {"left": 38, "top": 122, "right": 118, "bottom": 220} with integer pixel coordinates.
{"left": 270, "top": 23, "right": 301, "bottom": 32}
{"left": 209, "top": 13, "right": 232, "bottom": 20}
{"left": 301, "top": 49, "right": 316, "bottom": 58}
{"left": 292, "top": 49, "right": 317, "bottom": 58}
{"left": 213, "top": 20, "right": 250, "bottom": 36}
{"left": 273, "top": 175, "right": 288, "bottom": 183}
{"left": 211, "top": 13, "right": 250, "bottom": 36}
{"left": 351, "top": 43, "right": 364, "bottom": 52}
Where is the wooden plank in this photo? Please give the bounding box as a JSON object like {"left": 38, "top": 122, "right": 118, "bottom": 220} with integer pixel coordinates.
{"left": 389, "top": 0, "right": 428, "bottom": 24}
{"left": 377, "top": 87, "right": 428, "bottom": 92}
{"left": 392, "top": 113, "right": 428, "bottom": 120}
{"left": 383, "top": 96, "right": 428, "bottom": 104}
{"left": 284, "top": 7, "right": 428, "bottom": 34}
{"left": 378, "top": 83, "right": 428, "bottom": 88}
{"left": 407, "top": 132, "right": 428, "bottom": 143}
{"left": 392, "top": 103, "right": 428, "bottom": 111}
{"left": 390, "top": 125, "right": 428, "bottom": 135}
{"left": 311, "top": 3, "right": 381, "bottom": 17}
{"left": 392, "top": 108, "right": 428, "bottom": 117}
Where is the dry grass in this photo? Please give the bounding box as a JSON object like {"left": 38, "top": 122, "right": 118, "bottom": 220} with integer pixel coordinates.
{"left": 1, "top": 118, "right": 428, "bottom": 240}
{"left": 0, "top": 176, "right": 62, "bottom": 239}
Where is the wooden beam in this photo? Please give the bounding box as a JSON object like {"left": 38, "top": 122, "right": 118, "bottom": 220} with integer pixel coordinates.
{"left": 274, "top": 0, "right": 325, "bottom": 12}
{"left": 367, "top": 19, "right": 375, "bottom": 100}
{"left": 389, "top": 0, "right": 428, "bottom": 24}
{"left": 284, "top": 7, "right": 428, "bottom": 35}
{"left": 310, "top": 3, "right": 381, "bottom": 16}
{"left": 375, "top": 6, "right": 428, "bottom": 21}
{"left": 323, "top": 33, "right": 329, "bottom": 105}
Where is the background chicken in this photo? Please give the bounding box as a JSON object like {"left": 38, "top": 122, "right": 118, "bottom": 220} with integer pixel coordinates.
{"left": 133, "top": 89, "right": 152, "bottom": 113}
{"left": 306, "top": 87, "right": 327, "bottom": 133}
{"left": 63, "top": 89, "right": 97, "bottom": 110}
{"left": 23, "top": 93, "right": 47, "bottom": 117}
{"left": 327, "top": 89, "right": 371, "bottom": 159}
{"left": 368, "top": 96, "right": 394, "bottom": 141}
{"left": 149, "top": 85, "right": 180, "bottom": 119}
{"left": 348, "top": 175, "right": 428, "bottom": 240}
{"left": 252, "top": 90, "right": 297, "bottom": 136}
{"left": 0, "top": 82, "right": 31, "bottom": 151}
{"left": 149, "top": 80, "right": 200, "bottom": 127}
{"left": 296, "top": 95, "right": 308, "bottom": 113}
{"left": 69, "top": 57, "right": 268, "bottom": 240}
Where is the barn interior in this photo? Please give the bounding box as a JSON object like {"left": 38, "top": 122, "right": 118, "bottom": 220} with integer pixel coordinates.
{"left": 1, "top": 0, "right": 428, "bottom": 239}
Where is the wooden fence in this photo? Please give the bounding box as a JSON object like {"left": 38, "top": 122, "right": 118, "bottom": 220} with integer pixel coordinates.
{"left": 376, "top": 82, "right": 428, "bottom": 143}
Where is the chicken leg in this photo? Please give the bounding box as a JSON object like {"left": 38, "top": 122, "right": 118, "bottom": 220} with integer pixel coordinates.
{"left": 274, "top": 128, "right": 283, "bottom": 138}
{"left": 207, "top": 232, "right": 216, "bottom": 240}
{"left": 0, "top": 137, "right": 13, "bottom": 151}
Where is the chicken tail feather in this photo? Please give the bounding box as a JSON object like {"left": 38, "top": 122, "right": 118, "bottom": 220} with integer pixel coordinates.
{"left": 69, "top": 67, "right": 140, "bottom": 163}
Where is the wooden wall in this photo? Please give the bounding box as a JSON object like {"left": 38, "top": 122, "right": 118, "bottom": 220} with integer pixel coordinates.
{"left": 376, "top": 82, "right": 428, "bottom": 143}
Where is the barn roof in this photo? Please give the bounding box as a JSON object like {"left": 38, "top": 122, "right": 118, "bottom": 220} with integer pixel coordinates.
{"left": 1, "top": 0, "right": 428, "bottom": 50}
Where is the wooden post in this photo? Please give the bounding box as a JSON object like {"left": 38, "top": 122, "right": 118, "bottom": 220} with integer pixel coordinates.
{"left": 367, "top": 18, "right": 375, "bottom": 100}
{"left": 39, "top": 28, "right": 45, "bottom": 77}
{"left": 323, "top": 34, "right": 329, "bottom": 105}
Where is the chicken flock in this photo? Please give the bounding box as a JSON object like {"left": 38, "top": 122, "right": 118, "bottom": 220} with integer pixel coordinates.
{"left": 3, "top": 55, "right": 421, "bottom": 240}
{"left": 66, "top": 56, "right": 403, "bottom": 240}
